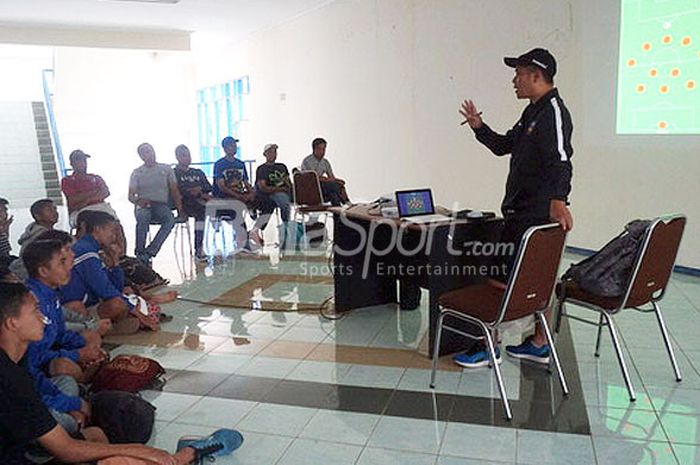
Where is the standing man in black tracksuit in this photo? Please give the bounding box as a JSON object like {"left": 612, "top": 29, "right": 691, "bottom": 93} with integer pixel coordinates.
{"left": 454, "top": 48, "right": 574, "bottom": 369}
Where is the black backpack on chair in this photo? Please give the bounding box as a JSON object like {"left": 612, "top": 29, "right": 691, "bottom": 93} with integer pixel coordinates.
{"left": 90, "top": 391, "right": 156, "bottom": 444}
{"left": 562, "top": 220, "right": 651, "bottom": 298}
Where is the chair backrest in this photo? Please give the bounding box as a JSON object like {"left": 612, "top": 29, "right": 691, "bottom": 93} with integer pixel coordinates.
{"left": 496, "top": 223, "right": 567, "bottom": 325}
{"left": 293, "top": 170, "right": 324, "bottom": 207}
{"left": 621, "top": 214, "right": 686, "bottom": 309}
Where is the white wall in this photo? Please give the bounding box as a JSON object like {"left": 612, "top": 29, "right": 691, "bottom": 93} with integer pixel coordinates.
{"left": 245, "top": 0, "right": 700, "bottom": 268}
{"left": 0, "top": 44, "right": 53, "bottom": 101}
{"left": 52, "top": 47, "right": 198, "bottom": 201}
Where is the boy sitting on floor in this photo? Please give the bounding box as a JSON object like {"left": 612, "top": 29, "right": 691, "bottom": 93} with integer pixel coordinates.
{"left": 0, "top": 281, "right": 244, "bottom": 465}
{"left": 18, "top": 199, "right": 60, "bottom": 255}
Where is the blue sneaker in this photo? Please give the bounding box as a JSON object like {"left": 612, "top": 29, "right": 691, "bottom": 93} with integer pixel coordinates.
{"left": 453, "top": 345, "right": 502, "bottom": 369}
{"left": 505, "top": 337, "right": 551, "bottom": 364}
{"left": 177, "top": 428, "right": 244, "bottom": 463}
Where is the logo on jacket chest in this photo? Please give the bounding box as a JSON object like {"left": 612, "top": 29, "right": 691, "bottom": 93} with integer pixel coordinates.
{"left": 527, "top": 120, "right": 537, "bottom": 135}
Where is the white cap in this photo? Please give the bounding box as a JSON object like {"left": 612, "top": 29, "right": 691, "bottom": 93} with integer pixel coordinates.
{"left": 263, "top": 143, "right": 278, "bottom": 154}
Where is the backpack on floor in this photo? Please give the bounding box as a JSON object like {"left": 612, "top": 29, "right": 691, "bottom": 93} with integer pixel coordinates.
{"left": 562, "top": 219, "right": 651, "bottom": 297}
{"left": 119, "top": 256, "right": 169, "bottom": 291}
{"left": 90, "top": 391, "right": 156, "bottom": 444}
{"left": 90, "top": 354, "right": 165, "bottom": 393}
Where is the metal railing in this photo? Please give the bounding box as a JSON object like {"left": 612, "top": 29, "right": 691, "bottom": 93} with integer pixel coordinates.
{"left": 41, "top": 69, "right": 67, "bottom": 178}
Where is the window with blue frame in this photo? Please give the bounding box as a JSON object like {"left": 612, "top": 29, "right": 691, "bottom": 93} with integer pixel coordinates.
{"left": 196, "top": 77, "right": 250, "bottom": 176}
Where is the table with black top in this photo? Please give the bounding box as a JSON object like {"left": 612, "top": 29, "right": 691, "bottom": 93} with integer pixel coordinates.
{"left": 330, "top": 204, "right": 503, "bottom": 356}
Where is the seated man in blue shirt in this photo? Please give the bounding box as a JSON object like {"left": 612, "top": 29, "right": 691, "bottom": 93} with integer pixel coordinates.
{"left": 23, "top": 239, "right": 104, "bottom": 381}
{"left": 60, "top": 211, "right": 146, "bottom": 333}
{"left": 212, "top": 136, "right": 272, "bottom": 250}
{"left": 22, "top": 239, "right": 103, "bottom": 436}
{"left": 0, "top": 282, "right": 244, "bottom": 465}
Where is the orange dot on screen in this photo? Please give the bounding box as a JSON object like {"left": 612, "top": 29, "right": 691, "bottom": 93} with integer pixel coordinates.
{"left": 649, "top": 68, "right": 658, "bottom": 77}
{"left": 688, "top": 80, "right": 696, "bottom": 89}
{"left": 636, "top": 84, "right": 646, "bottom": 93}
{"left": 642, "top": 42, "right": 652, "bottom": 51}
{"left": 681, "top": 36, "right": 691, "bottom": 46}
{"left": 671, "top": 68, "right": 680, "bottom": 77}
{"left": 627, "top": 58, "right": 637, "bottom": 67}
{"left": 660, "top": 85, "right": 669, "bottom": 93}
{"left": 662, "top": 35, "right": 672, "bottom": 44}
{"left": 658, "top": 121, "right": 667, "bottom": 129}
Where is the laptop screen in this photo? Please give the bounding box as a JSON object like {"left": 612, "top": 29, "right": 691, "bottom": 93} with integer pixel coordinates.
{"left": 395, "top": 189, "right": 435, "bottom": 217}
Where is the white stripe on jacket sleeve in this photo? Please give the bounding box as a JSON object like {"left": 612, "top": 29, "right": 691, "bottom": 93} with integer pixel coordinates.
{"left": 550, "top": 97, "right": 567, "bottom": 161}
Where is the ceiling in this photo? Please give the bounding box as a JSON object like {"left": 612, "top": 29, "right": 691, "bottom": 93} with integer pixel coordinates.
{"left": 0, "top": 0, "right": 334, "bottom": 38}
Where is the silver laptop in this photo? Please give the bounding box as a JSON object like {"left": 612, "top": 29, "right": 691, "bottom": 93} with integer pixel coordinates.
{"left": 395, "top": 188, "right": 451, "bottom": 224}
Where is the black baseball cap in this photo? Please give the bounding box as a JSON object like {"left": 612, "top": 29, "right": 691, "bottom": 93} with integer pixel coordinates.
{"left": 504, "top": 48, "right": 557, "bottom": 79}
{"left": 221, "top": 136, "right": 240, "bottom": 148}
{"left": 69, "top": 149, "right": 90, "bottom": 163}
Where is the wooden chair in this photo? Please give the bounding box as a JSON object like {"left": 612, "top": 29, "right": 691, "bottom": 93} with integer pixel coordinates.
{"left": 555, "top": 214, "right": 686, "bottom": 401}
{"left": 430, "top": 223, "right": 568, "bottom": 420}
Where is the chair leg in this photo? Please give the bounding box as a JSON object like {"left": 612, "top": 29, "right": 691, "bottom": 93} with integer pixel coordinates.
{"left": 537, "top": 312, "right": 569, "bottom": 396}
{"left": 554, "top": 297, "right": 564, "bottom": 335}
{"left": 186, "top": 222, "right": 193, "bottom": 257}
{"left": 603, "top": 313, "right": 636, "bottom": 401}
{"left": 484, "top": 327, "right": 512, "bottom": 421}
{"left": 652, "top": 301, "right": 682, "bottom": 382}
{"left": 594, "top": 313, "right": 604, "bottom": 357}
{"left": 429, "top": 311, "right": 446, "bottom": 389}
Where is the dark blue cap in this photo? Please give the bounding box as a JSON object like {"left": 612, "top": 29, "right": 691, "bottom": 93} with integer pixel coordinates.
{"left": 221, "top": 136, "right": 240, "bottom": 148}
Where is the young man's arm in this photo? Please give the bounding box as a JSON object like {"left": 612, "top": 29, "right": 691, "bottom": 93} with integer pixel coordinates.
{"left": 536, "top": 101, "right": 574, "bottom": 230}
{"left": 39, "top": 425, "right": 180, "bottom": 465}
{"left": 31, "top": 366, "right": 83, "bottom": 412}
{"left": 200, "top": 170, "right": 214, "bottom": 194}
{"left": 216, "top": 178, "right": 246, "bottom": 200}
{"left": 472, "top": 124, "right": 516, "bottom": 156}
{"left": 128, "top": 172, "right": 149, "bottom": 208}
{"left": 96, "top": 175, "right": 111, "bottom": 200}
{"left": 54, "top": 304, "right": 87, "bottom": 351}
{"left": 63, "top": 189, "right": 104, "bottom": 212}
{"left": 76, "top": 255, "right": 124, "bottom": 302}
{"left": 168, "top": 169, "right": 184, "bottom": 215}
{"left": 27, "top": 333, "right": 79, "bottom": 367}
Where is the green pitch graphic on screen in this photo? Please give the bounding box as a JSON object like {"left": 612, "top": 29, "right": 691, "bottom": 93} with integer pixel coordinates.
{"left": 617, "top": 0, "right": 700, "bottom": 134}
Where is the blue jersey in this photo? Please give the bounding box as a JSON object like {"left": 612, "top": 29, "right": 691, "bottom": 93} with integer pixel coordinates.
{"left": 25, "top": 278, "right": 85, "bottom": 413}
{"left": 60, "top": 235, "right": 125, "bottom": 307}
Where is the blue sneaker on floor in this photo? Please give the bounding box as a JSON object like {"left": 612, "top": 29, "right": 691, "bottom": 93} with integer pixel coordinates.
{"left": 177, "top": 428, "right": 244, "bottom": 463}
{"left": 505, "top": 337, "right": 551, "bottom": 364}
{"left": 453, "top": 346, "right": 502, "bottom": 369}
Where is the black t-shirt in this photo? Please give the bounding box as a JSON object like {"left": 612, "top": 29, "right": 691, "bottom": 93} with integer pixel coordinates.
{"left": 0, "top": 349, "right": 57, "bottom": 464}
{"left": 255, "top": 163, "right": 290, "bottom": 192}
{"left": 174, "top": 167, "right": 213, "bottom": 201}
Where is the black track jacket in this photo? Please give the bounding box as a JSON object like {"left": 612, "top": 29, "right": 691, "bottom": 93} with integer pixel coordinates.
{"left": 473, "top": 88, "right": 573, "bottom": 220}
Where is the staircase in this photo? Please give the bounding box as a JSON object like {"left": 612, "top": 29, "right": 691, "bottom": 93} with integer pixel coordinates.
{"left": 32, "top": 101, "right": 63, "bottom": 205}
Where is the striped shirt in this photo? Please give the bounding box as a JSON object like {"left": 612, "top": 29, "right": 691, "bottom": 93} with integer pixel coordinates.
{"left": 0, "top": 232, "right": 11, "bottom": 256}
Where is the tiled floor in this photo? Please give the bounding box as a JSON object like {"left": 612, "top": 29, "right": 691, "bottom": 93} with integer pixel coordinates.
{"left": 106, "top": 235, "right": 700, "bottom": 465}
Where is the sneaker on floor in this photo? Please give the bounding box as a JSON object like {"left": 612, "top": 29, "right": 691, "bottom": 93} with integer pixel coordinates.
{"left": 177, "top": 429, "right": 244, "bottom": 463}
{"left": 453, "top": 345, "right": 502, "bottom": 369}
{"left": 505, "top": 337, "right": 551, "bottom": 364}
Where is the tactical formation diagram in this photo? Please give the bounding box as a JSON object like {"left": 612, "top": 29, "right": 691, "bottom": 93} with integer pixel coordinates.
{"left": 617, "top": 0, "right": 700, "bottom": 134}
